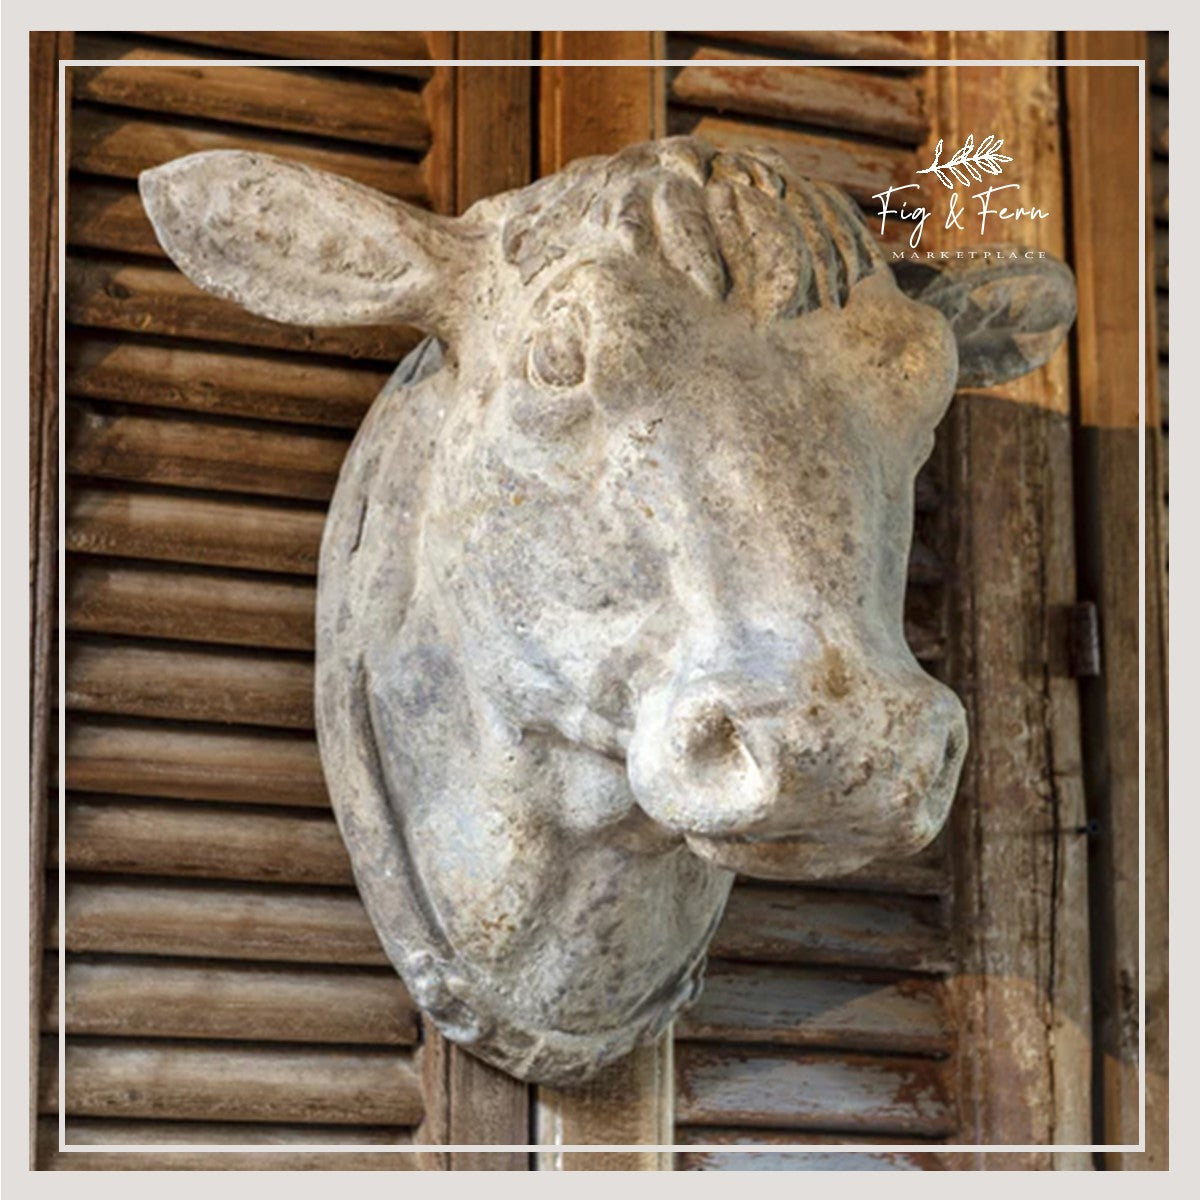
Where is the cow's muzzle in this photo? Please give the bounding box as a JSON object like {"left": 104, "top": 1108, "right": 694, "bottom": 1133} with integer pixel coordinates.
{"left": 626, "top": 654, "right": 967, "bottom": 880}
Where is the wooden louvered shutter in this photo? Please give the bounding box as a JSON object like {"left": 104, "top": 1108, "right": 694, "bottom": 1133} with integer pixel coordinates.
{"left": 37, "top": 32, "right": 532, "bottom": 1169}
{"left": 661, "top": 33, "right": 961, "bottom": 1168}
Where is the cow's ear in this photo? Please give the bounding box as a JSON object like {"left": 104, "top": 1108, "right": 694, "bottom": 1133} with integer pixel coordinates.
{"left": 891, "top": 249, "right": 1076, "bottom": 388}
{"left": 139, "top": 151, "right": 479, "bottom": 335}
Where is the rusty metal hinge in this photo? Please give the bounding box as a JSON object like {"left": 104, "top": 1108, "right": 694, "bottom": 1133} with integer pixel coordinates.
{"left": 1067, "top": 601, "right": 1102, "bottom": 678}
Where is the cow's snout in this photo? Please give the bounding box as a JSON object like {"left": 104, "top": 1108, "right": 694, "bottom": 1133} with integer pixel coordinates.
{"left": 626, "top": 653, "right": 967, "bottom": 881}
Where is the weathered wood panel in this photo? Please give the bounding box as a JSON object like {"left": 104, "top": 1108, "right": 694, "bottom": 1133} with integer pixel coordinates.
{"left": 677, "top": 962, "right": 950, "bottom": 1055}
{"left": 63, "top": 719, "right": 328, "bottom": 807}
{"left": 671, "top": 50, "right": 927, "bottom": 145}
{"left": 71, "top": 106, "right": 426, "bottom": 201}
{"left": 66, "top": 402, "right": 350, "bottom": 501}
{"left": 67, "top": 334, "right": 386, "bottom": 428}
{"left": 676, "top": 1129, "right": 945, "bottom": 1171}
{"left": 150, "top": 30, "right": 432, "bottom": 75}
{"left": 73, "top": 35, "right": 431, "bottom": 151}
{"left": 45, "top": 956, "right": 415, "bottom": 1045}
{"left": 40, "top": 1037, "right": 422, "bottom": 1126}
{"left": 66, "top": 638, "right": 315, "bottom": 729}
{"left": 54, "top": 878, "right": 384, "bottom": 965}
{"left": 66, "top": 487, "right": 325, "bottom": 575}
{"left": 57, "top": 797, "right": 350, "bottom": 885}
{"left": 67, "top": 256, "right": 419, "bottom": 362}
{"left": 39, "top": 1118, "right": 416, "bottom": 1171}
{"left": 693, "top": 31, "right": 935, "bottom": 60}
{"left": 67, "top": 561, "right": 316, "bottom": 651}
{"left": 675, "top": 1045, "right": 953, "bottom": 1135}
{"left": 712, "top": 886, "right": 950, "bottom": 973}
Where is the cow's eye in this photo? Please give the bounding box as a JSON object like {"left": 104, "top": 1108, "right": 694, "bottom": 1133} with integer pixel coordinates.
{"left": 527, "top": 306, "right": 587, "bottom": 390}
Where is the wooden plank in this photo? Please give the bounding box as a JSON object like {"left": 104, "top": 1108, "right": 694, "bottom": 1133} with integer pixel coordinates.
{"left": 456, "top": 35, "right": 533, "bottom": 211}
{"left": 66, "top": 401, "right": 350, "bottom": 501}
{"left": 1152, "top": 92, "right": 1167, "bottom": 156}
{"left": 675, "top": 1045, "right": 952, "bottom": 1135}
{"left": 73, "top": 34, "right": 431, "bottom": 152}
{"left": 67, "top": 333, "right": 386, "bottom": 428}
{"left": 1149, "top": 32, "right": 1168, "bottom": 89}
{"left": 56, "top": 797, "right": 350, "bottom": 885}
{"left": 676, "top": 1129, "right": 943, "bottom": 1171}
{"left": 150, "top": 30, "right": 432, "bottom": 77}
{"left": 54, "top": 878, "right": 386, "bottom": 965}
{"left": 1153, "top": 157, "right": 1168, "bottom": 224}
{"left": 30, "top": 31, "right": 73, "bottom": 1170}
{"left": 63, "top": 719, "right": 328, "bottom": 807}
{"left": 71, "top": 105, "right": 427, "bottom": 201}
{"left": 1155, "top": 229, "right": 1168, "bottom": 291}
{"left": 672, "top": 49, "right": 927, "bottom": 145}
{"left": 66, "top": 256, "right": 420, "bottom": 362}
{"left": 677, "top": 962, "right": 950, "bottom": 1055}
{"left": 673, "top": 114, "right": 914, "bottom": 209}
{"left": 1065, "top": 37, "right": 1157, "bottom": 1165}
{"left": 539, "top": 32, "right": 665, "bottom": 173}
{"left": 44, "top": 955, "right": 415, "bottom": 1045}
{"left": 695, "top": 31, "right": 934, "bottom": 59}
{"left": 67, "top": 561, "right": 316, "bottom": 651}
{"left": 40, "top": 1037, "right": 422, "bottom": 1126}
{"left": 39, "top": 1117, "right": 416, "bottom": 1170}
{"left": 66, "top": 638, "right": 315, "bottom": 729}
{"left": 924, "top": 35, "right": 1092, "bottom": 1166}
{"left": 537, "top": 1038, "right": 672, "bottom": 1169}
{"left": 710, "top": 885, "right": 950, "bottom": 973}
{"left": 66, "top": 487, "right": 324, "bottom": 575}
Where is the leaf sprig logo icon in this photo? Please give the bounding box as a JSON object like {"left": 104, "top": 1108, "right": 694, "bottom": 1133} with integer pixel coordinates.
{"left": 916, "top": 134, "right": 1013, "bottom": 190}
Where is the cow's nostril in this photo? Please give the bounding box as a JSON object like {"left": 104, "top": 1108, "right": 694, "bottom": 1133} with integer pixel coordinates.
{"left": 933, "top": 727, "right": 963, "bottom": 794}
{"left": 680, "top": 706, "right": 742, "bottom": 768}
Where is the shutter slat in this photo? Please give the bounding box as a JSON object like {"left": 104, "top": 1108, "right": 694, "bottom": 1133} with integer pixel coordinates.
{"left": 44, "top": 956, "right": 415, "bottom": 1045}
{"left": 67, "top": 561, "right": 316, "bottom": 651}
{"left": 694, "top": 31, "right": 935, "bottom": 60}
{"left": 711, "top": 885, "right": 950, "bottom": 973}
{"left": 38, "top": 1118, "right": 416, "bottom": 1170}
{"left": 671, "top": 50, "right": 928, "bottom": 145}
{"left": 71, "top": 105, "right": 426, "bottom": 201}
{"left": 64, "top": 719, "right": 328, "bottom": 807}
{"left": 675, "top": 1044, "right": 953, "bottom": 1134}
{"left": 149, "top": 30, "right": 432, "bottom": 77}
{"left": 40, "top": 1037, "right": 422, "bottom": 1126}
{"left": 674, "top": 115, "right": 913, "bottom": 209}
{"left": 73, "top": 35, "right": 431, "bottom": 152}
{"left": 57, "top": 798, "right": 350, "bottom": 885}
{"left": 67, "top": 257, "right": 420, "bottom": 362}
{"left": 677, "top": 962, "right": 950, "bottom": 1054}
{"left": 67, "top": 488, "right": 324, "bottom": 574}
{"left": 66, "top": 638, "right": 315, "bottom": 729}
{"left": 67, "top": 334, "right": 387, "bottom": 428}
{"left": 69, "top": 179, "right": 166, "bottom": 258}
{"left": 676, "top": 1129, "right": 942, "bottom": 1171}
{"left": 54, "top": 878, "right": 385, "bottom": 965}
{"left": 67, "top": 401, "right": 350, "bottom": 502}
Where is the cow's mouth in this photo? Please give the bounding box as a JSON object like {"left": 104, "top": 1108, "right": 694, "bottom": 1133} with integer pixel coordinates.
{"left": 682, "top": 829, "right": 885, "bottom": 881}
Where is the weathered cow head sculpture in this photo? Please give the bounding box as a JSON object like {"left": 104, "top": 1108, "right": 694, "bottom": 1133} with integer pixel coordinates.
{"left": 141, "top": 137, "right": 1076, "bottom": 1084}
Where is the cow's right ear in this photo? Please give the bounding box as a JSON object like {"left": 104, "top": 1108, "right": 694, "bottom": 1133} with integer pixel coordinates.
{"left": 890, "top": 249, "right": 1076, "bottom": 388}
{"left": 139, "top": 151, "right": 479, "bottom": 336}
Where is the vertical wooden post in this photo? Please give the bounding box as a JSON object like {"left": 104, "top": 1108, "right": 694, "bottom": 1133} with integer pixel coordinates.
{"left": 416, "top": 32, "right": 535, "bottom": 1171}
{"left": 927, "top": 32, "right": 1093, "bottom": 1167}
{"left": 1064, "top": 31, "right": 1167, "bottom": 1169}
{"left": 29, "top": 31, "right": 72, "bottom": 1168}
{"left": 538, "top": 32, "right": 665, "bottom": 173}
{"left": 535, "top": 1034, "right": 672, "bottom": 1170}
{"left": 534, "top": 36, "right": 671, "bottom": 1169}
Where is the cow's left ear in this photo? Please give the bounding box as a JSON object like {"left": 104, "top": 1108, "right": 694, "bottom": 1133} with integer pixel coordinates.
{"left": 891, "top": 249, "right": 1076, "bottom": 388}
